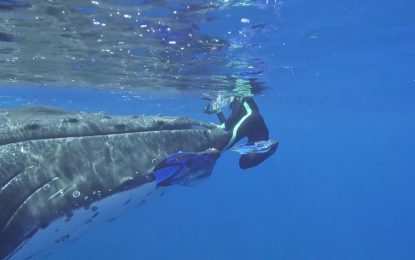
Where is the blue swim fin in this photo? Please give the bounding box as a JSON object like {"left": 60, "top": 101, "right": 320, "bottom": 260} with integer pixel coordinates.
{"left": 152, "top": 163, "right": 183, "bottom": 186}
{"left": 152, "top": 149, "right": 220, "bottom": 187}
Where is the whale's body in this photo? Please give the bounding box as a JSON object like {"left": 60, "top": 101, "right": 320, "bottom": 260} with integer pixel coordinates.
{"left": 0, "top": 106, "right": 229, "bottom": 259}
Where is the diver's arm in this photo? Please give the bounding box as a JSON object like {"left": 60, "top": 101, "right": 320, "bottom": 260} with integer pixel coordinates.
{"left": 203, "top": 96, "right": 243, "bottom": 129}
{"left": 223, "top": 98, "right": 244, "bottom": 130}
{"left": 216, "top": 112, "right": 226, "bottom": 124}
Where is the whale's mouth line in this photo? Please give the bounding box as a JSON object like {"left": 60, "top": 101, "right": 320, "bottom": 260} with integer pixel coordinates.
{"left": 2, "top": 177, "right": 55, "bottom": 234}
{"left": 0, "top": 170, "right": 24, "bottom": 193}
{"left": 0, "top": 127, "right": 212, "bottom": 147}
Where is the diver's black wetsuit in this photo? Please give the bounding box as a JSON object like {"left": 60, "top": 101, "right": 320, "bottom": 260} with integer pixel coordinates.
{"left": 216, "top": 97, "right": 277, "bottom": 169}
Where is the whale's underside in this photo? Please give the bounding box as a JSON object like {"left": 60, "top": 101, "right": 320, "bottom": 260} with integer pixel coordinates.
{"left": 0, "top": 106, "right": 229, "bottom": 259}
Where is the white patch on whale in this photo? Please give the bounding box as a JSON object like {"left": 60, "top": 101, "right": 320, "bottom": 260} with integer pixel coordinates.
{"left": 10, "top": 181, "right": 165, "bottom": 260}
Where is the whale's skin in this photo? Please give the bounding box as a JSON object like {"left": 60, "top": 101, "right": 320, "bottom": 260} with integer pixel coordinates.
{"left": 0, "top": 106, "right": 229, "bottom": 259}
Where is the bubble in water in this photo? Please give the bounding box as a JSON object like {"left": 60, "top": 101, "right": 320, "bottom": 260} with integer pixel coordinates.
{"left": 241, "top": 18, "right": 250, "bottom": 23}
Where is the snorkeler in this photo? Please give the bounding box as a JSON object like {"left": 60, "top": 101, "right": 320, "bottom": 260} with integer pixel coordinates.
{"left": 152, "top": 94, "right": 278, "bottom": 187}
{"left": 204, "top": 95, "right": 278, "bottom": 169}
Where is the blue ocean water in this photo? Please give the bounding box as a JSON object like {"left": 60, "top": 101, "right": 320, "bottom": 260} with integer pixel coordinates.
{"left": 1, "top": 0, "right": 415, "bottom": 259}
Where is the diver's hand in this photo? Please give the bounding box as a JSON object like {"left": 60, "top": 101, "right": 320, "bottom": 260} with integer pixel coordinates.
{"left": 202, "top": 94, "right": 229, "bottom": 115}
{"left": 204, "top": 103, "right": 216, "bottom": 114}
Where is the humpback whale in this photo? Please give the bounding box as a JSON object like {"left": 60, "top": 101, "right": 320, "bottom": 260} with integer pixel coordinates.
{"left": 0, "top": 106, "right": 230, "bottom": 259}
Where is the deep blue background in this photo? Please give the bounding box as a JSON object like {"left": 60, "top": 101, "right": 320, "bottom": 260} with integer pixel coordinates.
{"left": 1, "top": 0, "right": 415, "bottom": 259}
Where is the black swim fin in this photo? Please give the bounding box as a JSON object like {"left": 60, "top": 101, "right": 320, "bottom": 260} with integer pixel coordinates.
{"left": 239, "top": 141, "right": 278, "bottom": 169}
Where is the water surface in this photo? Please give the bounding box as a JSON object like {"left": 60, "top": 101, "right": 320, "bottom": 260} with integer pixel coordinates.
{"left": 1, "top": 0, "right": 415, "bottom": 259}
